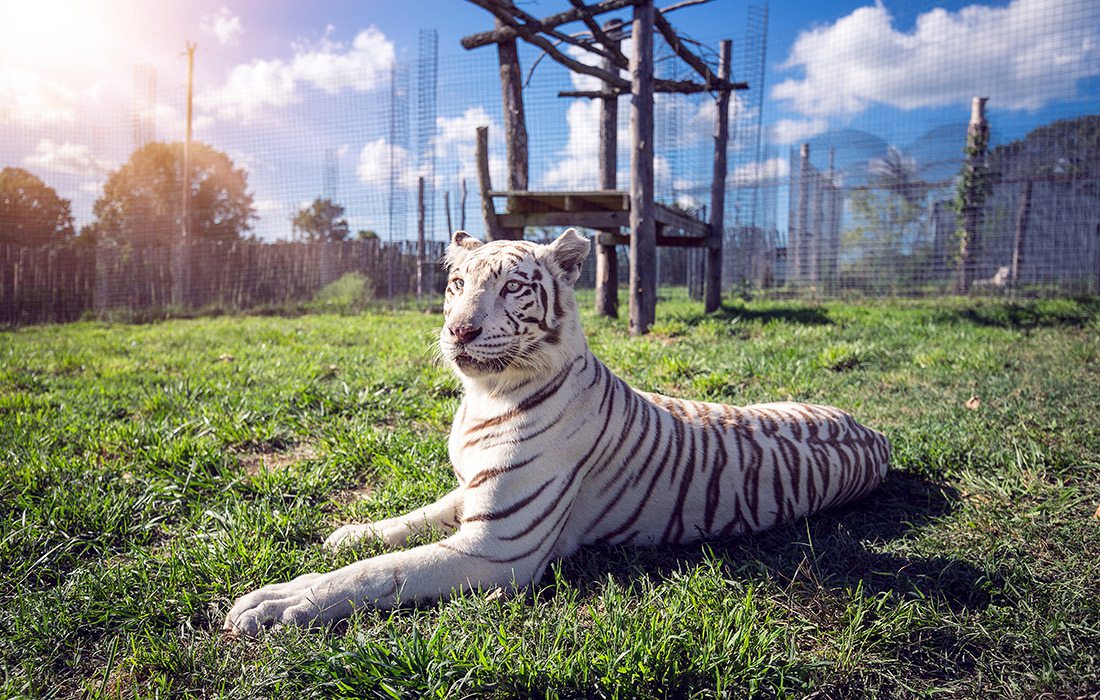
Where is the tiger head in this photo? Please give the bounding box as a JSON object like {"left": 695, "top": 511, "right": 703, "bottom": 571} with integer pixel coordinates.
{"left": 441, "top": 228, "right": 591, "bottom": 380}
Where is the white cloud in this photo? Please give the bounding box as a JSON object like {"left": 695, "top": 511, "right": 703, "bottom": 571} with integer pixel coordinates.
{"left": 433, "top": 107, "right": 506, "bottom": 189}
{"left": 771, "top": 118, "right": 829, "bottom": 145}
{"left": 357, "top": 138, "right": 418, "bottom": 189}
{"left": 773, "top": 0, "right": 1100, "bottom": 117}
{"left": 23, "top": 139, "right": 115, "bottom": 177}
{"left": 201, "top": 7, "right": 243, "bottom": 46}
{"left": 200, "top": 27, "right": 395, "bottom": 122}
{"left": 543, "top": 100, "right": 602, "bottom": 190}
{"left": 729, "top": 157, "right": 790, "bottom": 186}
{"left": 0, "top": 65, "right": 81, "bottom": 125}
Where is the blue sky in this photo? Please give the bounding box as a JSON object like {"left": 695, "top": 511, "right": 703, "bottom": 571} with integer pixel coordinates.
{"left": 1, "top": 0, "right": 1096, "bottom": 241}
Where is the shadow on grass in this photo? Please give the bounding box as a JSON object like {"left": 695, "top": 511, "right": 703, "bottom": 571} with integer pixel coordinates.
{"left": 560, "top": 470, "right": 997, "bottom": 613}
{"left": 661, "top": 301, "right": 833, "bottom": 328}
{"left": 942, "top": 298, "right": 1098, "bottom": 330}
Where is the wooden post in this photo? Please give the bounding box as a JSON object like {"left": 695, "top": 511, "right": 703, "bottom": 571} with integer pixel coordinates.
{"left": 496, "top": 1, "right": 527, "bottom": 240}
{"left": 596, "top": 18, "right": 622, "bottom": 319}
{"left": 173, "top": 40, "right": 195, "bottom": 309}
{"left": 628, "top": 0, "right": 656, "bottom": 335}
{"left": 476, "top": 126, "right": 503, "bottom": 241}
{"left": 444, "top": 190, "right": 453, "bottom": 235}
{"left": 795, "top": 143, "right": 811, "bottom": 286}
{"left": 957, "top": 96, "right": 989, "bottom": 293}
{"left": 460, "top": 178, "right": 468, "bottom": 231}
{"left": 704, "top": 39, "right": 731, "bottom": 313}
{"left": 417, "top": 176, "right": 426, "bottom": 298}
{"left": 1011, "top": 178, "right": 1032, "bottom": 287}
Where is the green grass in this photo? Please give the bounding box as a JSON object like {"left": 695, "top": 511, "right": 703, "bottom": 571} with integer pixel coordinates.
{"left": 2, "top": 291, "right": 1099, "bottom": 699}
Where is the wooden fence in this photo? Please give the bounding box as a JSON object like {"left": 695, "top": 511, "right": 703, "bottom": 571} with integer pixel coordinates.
{"left": 0, "top": 239, "right": 448, "bottom": 326}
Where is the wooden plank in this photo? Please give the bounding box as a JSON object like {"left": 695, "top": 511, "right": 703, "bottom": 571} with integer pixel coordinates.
{"left": 704, "top": 39, "right": 731, "bottom": 313}
{"left": 598, "top": 232, "right": 713, "bottom": 248}
{"left": 498, "top": 211, "right": 628, "bottom": 228}
{"left": 629, "top": 0, "right": 656, "bottom": 335}
{"left": 654, "top": 204, "right": 709, "bottom": 237}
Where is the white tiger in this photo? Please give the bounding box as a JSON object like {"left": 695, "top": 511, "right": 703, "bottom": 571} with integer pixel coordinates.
{"left": 223, "top": 229, "right": 890, "bottom": 635}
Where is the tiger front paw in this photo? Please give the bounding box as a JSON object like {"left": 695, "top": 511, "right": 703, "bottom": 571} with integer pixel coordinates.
{"left": 223, "top": 572, "right": 325, "bottom": 636}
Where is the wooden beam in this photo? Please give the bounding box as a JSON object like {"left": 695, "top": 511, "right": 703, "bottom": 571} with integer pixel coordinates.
{"left": 569, "top": 0, "right": 624, "bottom": 63}
{"left": 704, "top": 39, "right": 730, "bottom": 313}
{"left": 560, "top": 76, "right": 747, "bottom": 98}
{"left": 475, "top": 126, "right": 505, "bottom": 241}
{"left": 598, "top": 232, "right": 713, "bottom": 248}
{"left": 498, "top": 211, "right": 628, "bottom": 228}
{"left": 596, "top": 18, "right": 622, "bottom": 319}
{"left": 654, "top": 204, "right": 709, "bottom": 237}
{"left": 629, "top": 0, "right": 656, "bottom": 335}
{"left": 460, "top": 0, "right": 638, "bottom": 49}
{"left": 654, "top": 9, "right": 725, "bottom": 89}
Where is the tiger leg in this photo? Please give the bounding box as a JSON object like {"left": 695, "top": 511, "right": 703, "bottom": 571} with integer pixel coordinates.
{"left": 324, "top": 487, "right": 464, "bottom": 550}
{"left": 225, "top": 527, "right": 544, "bottom": 635}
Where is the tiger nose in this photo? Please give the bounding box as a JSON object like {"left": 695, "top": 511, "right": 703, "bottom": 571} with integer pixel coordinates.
{"left": 448, "top": 324, "right": 482, "bottom": 345}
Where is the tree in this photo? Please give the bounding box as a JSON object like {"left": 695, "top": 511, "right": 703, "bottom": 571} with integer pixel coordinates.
{"left": 292, "top": 198, "right": 350, "bottom": 242}
{"left": 0, "top": 167, "right": 74, "bottom": 245}
{"left": 90, "top": 141, "right": 255, "bottom": 245}
{"left": 843, "top": 147, "right": 936, "bottom": 291}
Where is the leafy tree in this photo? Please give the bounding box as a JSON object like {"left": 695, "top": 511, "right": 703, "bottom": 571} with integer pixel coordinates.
{"left": 843, "top": 147, "right": 937, "bottom": 291}
{"left": 292, "top": 198, "right": 350, "bottom": 242}
{"left": 90, "top": 141, "right": 255, "bottom": 245}
{"left": 0, "top": 167, "right": 74, "bottom": 245}
{"left": 989, "top": 115, "right": 1100, "bottom": 195}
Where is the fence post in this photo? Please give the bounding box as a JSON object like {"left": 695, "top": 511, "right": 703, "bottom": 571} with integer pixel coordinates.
{"left": 957, "top": 96, "right": 989, "bottom": 293}
{"left": 595, "top": 18, "right": 621, "bottom": 319}
{"left": 705, "top": 39, "right": 732, "bottom": 313}
{"left": 417, "top": 176, "right": 426, "bottom": 298}
{"left": 628, "top": 0, "right": 656, "bottom": 335}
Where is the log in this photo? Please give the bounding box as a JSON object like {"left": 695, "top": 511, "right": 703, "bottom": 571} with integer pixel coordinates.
{"left": 704, "top": 39, "right": 730, "bottom": 313}
{"left": 460, "top": 0, "right": 638, "bottom": 49}
{"left": 596, "top": 18, "right": 622, "bottom": 319}
{"left": 1011, "top": 179, "right": 1032, "bottom": 286}
{"left": 628, "top": 0, "right": 656, "bottom": 335}
{"left": 495, "top": 2, "right": 528, "bottom": 241}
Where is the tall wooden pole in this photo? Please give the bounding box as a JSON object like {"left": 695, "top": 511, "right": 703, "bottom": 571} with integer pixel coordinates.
{"left": 596, "top": 19, "right": 622, "bottom": 319}
{"left": 628, "top": 0, "right": 656, "bottom": 335}
{"left": 704, "top": 39, "right": 731, "bottom": 313}
{"left": 417, "top": 176, "right": 426, "bottom": 298}
{"left": 1011, "top": 178, "right": 1032, "bottom": 287}
{"left": 957, "top": 96, "right": 989, "bottom": 293}
{"left": 795, "top": 143, "right": 811, "bottom": 286}
{"left": 496, "top": 0, "right": 527, "bottom": 240}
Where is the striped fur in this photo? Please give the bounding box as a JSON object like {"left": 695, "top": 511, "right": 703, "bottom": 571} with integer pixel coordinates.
{"left": 223, "top": 229, "right": 890, "bottom": 635}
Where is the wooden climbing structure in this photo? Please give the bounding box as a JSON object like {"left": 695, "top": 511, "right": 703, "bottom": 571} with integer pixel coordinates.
{"left": 461, "top": 0, "right": 747, "bottom": 334}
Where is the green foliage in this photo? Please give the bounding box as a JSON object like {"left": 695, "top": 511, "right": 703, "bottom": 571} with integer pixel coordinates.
{"left": 293, "top": 198, "right": 351, "bottom": 242}
{"left": 1, "top": 292, "right": 1098, "bottom": 698}
{"left": 311, "top": 272, "right": 375, "bottom": 314}
{"left": 843, "top": 147, "right": 940, "bottom": 292}
{"left": 0, "top": 166, "right": 75, "bottom": 245}
{"left": 89, "top": 141, "right": 255, "bottom": 245}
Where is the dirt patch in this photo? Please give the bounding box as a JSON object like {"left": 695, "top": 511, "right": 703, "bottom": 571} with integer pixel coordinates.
{"left": 330, "top": 482, "right": 374, "bottom": 506}
{"left": 237, "top": 444, "right": 317, "bottom": 476}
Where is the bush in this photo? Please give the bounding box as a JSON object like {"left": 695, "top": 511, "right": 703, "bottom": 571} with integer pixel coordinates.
{"left": 311, "top": 272, "right": 374, "bottom": 314}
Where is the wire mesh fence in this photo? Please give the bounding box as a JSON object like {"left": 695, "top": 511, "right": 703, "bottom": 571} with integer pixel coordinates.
{"left": 1, "top": 0, "right": 1097, "bottom": 325}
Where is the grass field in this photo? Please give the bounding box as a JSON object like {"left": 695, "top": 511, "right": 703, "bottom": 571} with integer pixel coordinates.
{"left": 2, "top": 291, "right": 1099, "bottom": 698}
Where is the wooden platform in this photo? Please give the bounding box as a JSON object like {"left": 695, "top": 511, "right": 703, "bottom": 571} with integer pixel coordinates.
{"left": 487, "top": 190, "right": 714, "bottom": 247}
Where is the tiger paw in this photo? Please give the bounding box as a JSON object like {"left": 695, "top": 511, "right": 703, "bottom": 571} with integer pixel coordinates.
{"left": 223, "top": 572, "right": 325, "bottom": 636}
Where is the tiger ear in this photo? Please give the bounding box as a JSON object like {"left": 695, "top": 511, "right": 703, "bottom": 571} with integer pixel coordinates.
{"left": 548, "top": 228, "right": 591, "bottom": 285}
{"left": 446, "top": 230, "right": 483, "bottom": 268}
